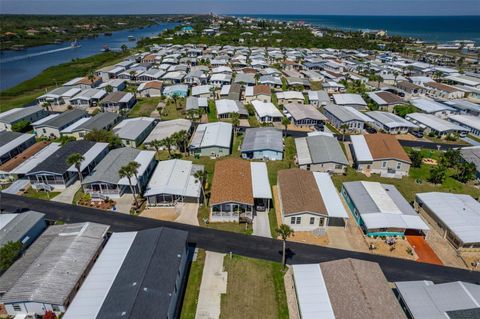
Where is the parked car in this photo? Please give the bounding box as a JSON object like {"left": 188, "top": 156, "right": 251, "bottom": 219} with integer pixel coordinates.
{"left": 411, "top": 130, "right": 424, "bottom": 138}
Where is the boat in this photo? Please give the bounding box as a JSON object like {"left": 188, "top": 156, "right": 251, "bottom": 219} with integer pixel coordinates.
{"left": 101, "top": 44, "right": 110, "bottom": 52}
{"left": 71, "top": 40, "right": 81, "bottom": 48}
{"left": 11, "top": 45, "right": 25, "bottom": 51}
{"left": 104, "top": 32, "right": 112, "bottom": 36}
{"left": 128, "top": 35, "right": 136, "bottom": 41}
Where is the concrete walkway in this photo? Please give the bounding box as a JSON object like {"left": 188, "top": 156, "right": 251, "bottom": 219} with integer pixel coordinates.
{"left": 195, "top": 252, "right": 227, "bottom": 319}
{"left": 115, "top": 194, "right": 135, "bottom": 214}
{"left": 52, "top": 181, "right": 80, "bottom": 204}
{"left": 253, "top": 211, "right": 272, "bottom": 238}
{"left": 174, "top": 203, "right": 200, "bottom": 226}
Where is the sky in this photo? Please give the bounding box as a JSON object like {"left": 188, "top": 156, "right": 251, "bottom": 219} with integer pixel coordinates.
{"left": 1, "top": 0, "right": 479, "bottom": 15}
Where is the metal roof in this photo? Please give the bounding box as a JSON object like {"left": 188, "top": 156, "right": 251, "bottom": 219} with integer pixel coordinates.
{"left": 215, "top": 99, "right": 248, "bottom": 116}
{"left": 241, "top": 127, "right": 283, "bottom": 153}
{"left": 416, "top": 192, "right": 480, "bottom": 244}
{"left": 73, "top": 112, "right": 120, "bottom": 132}
{"left": 460, "top": 146, "right": 480, "bottom": 173}
{"left": 251, "top": 100, "right": 283, "bottom": 118}
{"left": 0, "top": 105, "right": 46, "bottom": 125}
{"left": 186, "top": 97, "right": 208, "bottom": 110}
{"left": 410, "top": 98, "right": 454, "bottom": 114}
{"left": 0, "top": 222, "right": 109, "bottom": 305}
{"left": 0, "top": 211, "right": 45, "bottom": 247}
{"left": 250, "top": 162, "right": 272, "bottom": 199}
{"left": 144, "top": 159, "right": 202, "bottom": 198}
{"left": 343, "top": 181, "right": 429, "bottom": 231}
{"left": 333, "top": 94, "right": 367, "bottom": 106}
{"left": 190, "top": 122, "right": 232, "bottom": 149}
{"left": 366, "top": 111, "right": 418, "bottom": 129}
{"left": 284, "top": 103, "right": 327, "bottom": 121}
{"left": 9, "top": 142, "right": 61, "bottom": 175}
{"left": 406, "top": 113, "right": 467, "bottom": 133}
{"left": 144, "top": 119, "right": 192, "bottom": 144}
{"left": 307, "top": 90, "right": 330, "bottom": 103}
{"left": 448, "top": 114, "right": 480, "bottom": 131}
{"left": 304, "top": 134, "right": 348, "bottom": 165}
{"left": 113, "top": 117, "right": 155, "bottom": 141}
{"left": 395, "top": 280, "right": 480, "bottom": 319}
{"left": 292, "top": 264, "right": 335, "bottom": 319}
{"left": 33, "top": 109, "right": 88, "bottom": 129}
{"left": 314, "top": 172, "right": 349, "bottom": 218}
{"left": 323, "top": 105, "right": 371, "bottom": 123}
{"left": 445, "top": 99, "right": 480, "bottom": 113}
{"left": 0, "top": 132, "right": 35, "bottom": 159}
{"left": 350, "top": 135, "right": 373, "bottom": 162}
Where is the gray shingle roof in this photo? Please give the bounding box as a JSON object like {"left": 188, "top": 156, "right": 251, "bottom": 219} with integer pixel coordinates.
{"left": 83, "top": 147, "right": 141, "bottom": 185}
{"left": 0, "top": 211, "right": 45, "bottom": 247}
{"left": 73, "top": 112, "right": 120, "bottom": 132}
{"left": 305, "top": 134, "right": 348, "bottom": 165}
{"left": 0, "top": 105, "right": 45, "bottom": 125}
{"left": 241, "top": 127, "right": 283, "bottom": 153}
{"left": 0, "top": 131, "right": 23, "bottom": 145}
{"left": 35, "top": 109, "right": 87, "bottom": 128}
{"left": 96, "top": 228, "right": 188, "bottom": 319}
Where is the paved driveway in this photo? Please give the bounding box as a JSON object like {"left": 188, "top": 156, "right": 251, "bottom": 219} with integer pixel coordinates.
{"left": 196, "top": 251, "right": 227, "bottom": 319}
{"left": 253, "top": 211, "right": 272, "bottom": 238}
{"left": 407, "top": 235, "right": 443, "bottom": 265}
{"left": 174, "top": 203, "right": 200, "bottom": 226}
{"left": 51, "top": 181, "right": 80, "bottom": 204}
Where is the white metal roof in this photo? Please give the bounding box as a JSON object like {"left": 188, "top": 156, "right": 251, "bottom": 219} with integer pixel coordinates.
{"left": 191, "top": 122, "right": 232, "bottom": 149}
{"left": 9, "top": 142, "right": 61, "bottom": 175}
{"left": 144, "top": 119, "right": 191, "bottom": 144}
{"left": 60, "top": 117, "right": 91, "bottom": 134}
{"left": 333, "top": 93, "right": 367, "bottom": 106}
{"left": 314, "top": 172, "right": 348, "bottom": 218}
{"left": 67, "top": 142, "right": 108, "bottom": 172}
{"left": 144, "top": 159, "right": 201, "bottom": 198}
{"left": 250, "top": 162, "right": 272, "bottom": 199}
{"left": 406, "top": 113, "right": 467, "bottom": 133}
{"left": 410, "top": 98, "right": 454, "bottom": 113}
{"left": 118, "top": 150, "right": 156, "bottom": 186}
{"left": 251, "top": 100, "right": 283, "bottom": 118}
{"left": 448, "top": 114, "right": 480, "bottom": 131}
{"left": 350, "top": 135, "right": 373, "bottom": 162}
{"left": 276, "top": 91, "right": 304, "bottom": 100}
{"left": 292, "top": 264, "right": 335, "bottom": 319}
{"left": 32, "top": 114, "right": 59, "bottom": 126}
{"left": 0, "top": 133, "right": 34, "bottom": 158}
{"left": 416, "top": 192, "right": 480, "bottom": 244}
{"left": 63, "top": 232, "right": 137, "bottom": 319}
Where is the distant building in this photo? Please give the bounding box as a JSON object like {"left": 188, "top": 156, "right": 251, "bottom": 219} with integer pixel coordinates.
{"left": 0, "top": 211, "right": 46, "bottom": 249}
{"left": 295, "top": 134, "right": 348, "bottom": 173}
{"left": 284, "top": 103, "right": 327, "bottom": 128}
{"left": 32, "top": 109, "right": 89, "bottom": 138}
{"left": 241, "top": 127, "right": 283, "bottom": 160}
{"left": 189, "top": 122, "right": 232, "bottom": 157}
{"left": 323, "top": 105, "right": 372, "bottom": 133}
{"left": 0, "top": 131, "right": 36, "bottom": 165}
{"left": 406, "top": 113, "right": 469, "bottom": 138}
{"left": 410, "top": 98, "right": 456, "bottom": 119}
{"left": 113, "top": 117, "right": 156, "bottom": 147}
{"left": 0, "top": 106, "right": 48, "bottom": 132}
{"left": 366, "top": 111, "right": 418, "bottom": 134}
{"left": 448, "top": 114, "right": 480, "bottom": 137}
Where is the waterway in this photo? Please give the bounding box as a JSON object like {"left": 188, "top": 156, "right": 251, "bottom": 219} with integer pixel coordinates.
{"left": 0, "top": 22, "right": 177, "bottom": 91}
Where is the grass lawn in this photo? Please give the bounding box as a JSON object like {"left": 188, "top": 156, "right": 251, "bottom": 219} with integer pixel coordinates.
{"left": 220, "top": 255, "right": 289, "bottom": 319}
{"left": 332, "top": 167, "right": 480, "bottom": 203}
{"left": 23, "top": 188, "right": 60, "bottom": 200}
{"left": 198, "top": 206, "right": 253, "bottom": 234}
{"left": 266, "top": 136, "right": 296, "bottom": 185}
{"left": 231, "top": 133, "right": 243, "bottom": 157}
{"left": 325, "top": 122, "right": 341, "bottom": 134}
{"left": 1, "top": 51, "right": 128, "bottom": 111}
{"left": 129, "top": 97, "right": 161, "bottom": 118}
{"left": 208, "top": 100, "right": 218, "bottom": 122}
{"left": 424, "top": 135, "right": 468, "bottom": 145}
{"left": 160, "top": 99, "right": 186, "bottom": 121}
{"left": 309, "top": 81, "right": 323, "bottom": 91}
{"left": 180, "top": 249, "right": 206, "bottom": 319}
{"left": 248, "top": 116, "right": 260, "bottom": 127}
{"left": 467, "top": 134, "right": 480, "bottom": 143}
{"left": 72, "top": 188, "right": 85, "bottom": 205}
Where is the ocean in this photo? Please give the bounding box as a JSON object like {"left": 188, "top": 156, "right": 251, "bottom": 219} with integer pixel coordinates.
{"left": 237, "top": 15, "right": 480, "bottom": 44}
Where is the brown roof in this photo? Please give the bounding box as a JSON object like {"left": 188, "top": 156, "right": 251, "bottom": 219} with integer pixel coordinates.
{"left": 283, "top": 60, "right": 296, "bottom": 65}
{"left": 144, "top": 81, "right": 163, "bottom": 90}
{"left": 210, "top": 158, "right": 254, "bottom": 205}
{"left": 397, "top": 81, "right": 423, "bottom": 91}
{"left": 320, "top": 258, "right": 407, "bottom": 319}
{"left": 375, "top": 91, "right": 403, "bottom": 104}
{"left": 277, "top": 169, "right": 327, "bottom": 216}
{"left": 0, "top": 141, "right": 50, "bottom": 172}
{"left": 253, "top": 85, "right": 271, "bottom": 96}
{"left": 425, "top": 81, "right": 459, "bottom": 93}
{"left": 364, "top": 134, "right": 411, "bottom": 163}
{"left": 242, "top": 67, "right": 257, "bottom": 75}
{"left": 78, "top": 76, "right": 101, "bottom": 85}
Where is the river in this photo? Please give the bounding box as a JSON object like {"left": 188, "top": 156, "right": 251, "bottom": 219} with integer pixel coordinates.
{"left": 0, "top": 22, "right": 177, "bottom": 91}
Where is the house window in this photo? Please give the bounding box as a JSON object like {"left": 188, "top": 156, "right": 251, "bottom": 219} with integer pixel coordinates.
{"left": 335, "top": 164, "right": 342, "bottom": 170}
{"left": 382, "top": 161, "right": 387, "bottom": 168}
{"left": 296, "top": 217, "right": 301, "bottom": 224}
{"left": 396, "top": 162, "right": 401, "bottom": 170}
{"left": 290, "top": 217, "right": 296, "bottom": 224}
{"left": 310, "top": 217, "right": 315, "bottom": 225}
{"left": 13, "top": 304, "right": 21, "bottom": 312}
{"left": 52, "top": 305, "right": 60, "bottom": 312}
{"left": 319, "top": 218, "right": 325, "bottom": 226}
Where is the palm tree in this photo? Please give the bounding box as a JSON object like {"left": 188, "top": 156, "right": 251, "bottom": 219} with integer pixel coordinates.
{"left": 129, "top": 70, "right": 137, "bottom": 82}
{"left": 160, "top": 136, "right": 175, "bottom": 158}
{"left": 231, "top": 113, "right": 240, "bottom": 136}
{"left": 128, "top": 161, "right": 142, "bottom": 194}
{"left": 66, "top": 153, "right": 85, "bottom": 183}
{"left": 87, "top": 70, "right": 95, "bottom": 88}
{"left": 186, "top": 109, "right": 198, "bottom": 123}
{"left": 340, "top": 124, "right": 349, "bottom": 142}
{"left": 393, "top": 71, "right": 399, "bottom": 85}
{"left": 173, "top": 130, "right": 189, "bottom": 157}
{"left": 121, "top": 44, "right": 128, "bottom": 53}
{"left": 41, "top": 101, "right": 51, "bottom": 112}
{"left": 194, "top": 170, "right": 207, "bottom": 205}
{"left": 210, "top": 85, "right": 216, "bottom": 100}
{"left": 149, "top": 139, "right": 162, "bottom": 158}
{"left": 105, "top": 85, "right": 113, "bottom": 94}
{"left": 118, "top": 163, "right": 139, "bottom": 209}
{"left": 275, "top": 224, "right": 294, "bottom": 268}
{"left": 281, "top": 117, "right": 290, "bottom": 137}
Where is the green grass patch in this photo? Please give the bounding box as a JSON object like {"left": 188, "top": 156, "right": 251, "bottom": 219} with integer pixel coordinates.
{"left": 208, "top": 100, "right": 218, "bottom": 122}
{"left": 179, "top": 249, "right": 206, "bottom": 319}
{"left": 128, "top": 97, "right": 161, "bottom": 118}
{"left": 160, "top": 98, "right": 186, "bottom": 120}
{"left": 198, "top": 206, "right": 253, "bottom": 235}
{"left": 325, "top": 122, "right": 341, "bottom": 134}
{"left": 467, "top": 134, "right": 480, "bottom": 143}
{"left": 23, "top": 188, "right": 60, "bottom": 200}
{"left": 220, "top": 255, "right": 289, "bottom": 319}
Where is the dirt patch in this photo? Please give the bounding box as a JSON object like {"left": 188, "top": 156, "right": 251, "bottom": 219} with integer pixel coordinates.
{"left": 288, "top": 231, "right": 329, "bottom": 246}
{"left": 272, "top": 185, "right": 282, "bottom": 229}
{"left": 140, "top": 207, "right": 179, "bottom": 221}
{"left": 422, "top": 158, "right": 438, "bottom": 165}
{"left": 461, "top": 252, "right": 480, "bottom": 271}
{"left": 365, "top": 237, "right": 418, "bottom": 261}
{"left": 395, "top": 133, "right": 417, "bottom": 141}
{"left": 283, "top": 267, "right": 300, "bottom": 319}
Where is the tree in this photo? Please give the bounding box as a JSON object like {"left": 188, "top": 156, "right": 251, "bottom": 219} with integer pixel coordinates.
{"left": 428, "top": 165, "right": 447, "bottom": 184}
{"left": 0, "top": 241, "right": 22, "bottom": 273}
{"left": 129, "top": 70, "right": 137, "bottom": 82}
{"left": 409, "top": 149, "right": 423, "bottom": 168}
{"left": 194, "top": 169, "right": 207, "bottom": 205}
{"left": 149, "top": 139, "right": 162, "bottom": 157}
{"left": 11, "top": 120, "right": 32, "bottom": 133}
{"left": 105, "top": 85, "right": 113, "bottom": 93}
{"left": 275, "top": 224, "right": 294, "bottom": 268}
{"left": 121, "top": 44, "right": 128, "bottom": 53}
{"left": 455, "top": 162, "right": 476, "bottom": 183}
{"left": 186, "top": 109, "right": 199, "bottom": 123}
{"left": 84, "top": 129, "right": 122, "bottom": 149}
{"left": 281, "top": 117, "right": 290, "bottom": 137}
{"left": 160, "top": 136, "right": 176, "bottom": 158}
{"left": 87, "top": 70, "right": 95, "bottom": 87}
{"left": 42, "top": 101, "right": 52, "bottom": 112}
{"left": 231, "top": 112, "right": 240, "bottom": 136}
{"left": 393, "top": 71, "right": 400, "bottom": 85}
{"left": 173, "top": 130, "right": 189, "bottom": 157}
{"left": 441, "top": 149, "right": 461, "bottom": 168}
{"left": 66, "top": 152, "right": 85, "bottom": 182}
{"left": 128, "top": 161, "right": 142, "bottom": 194}
{"left": 119, "top": 163, "right": 139, "bottom": 208}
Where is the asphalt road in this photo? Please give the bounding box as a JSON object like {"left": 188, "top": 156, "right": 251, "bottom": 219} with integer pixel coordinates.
{"left": 2, "top": 193, "right": 479, "bottom": 284}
